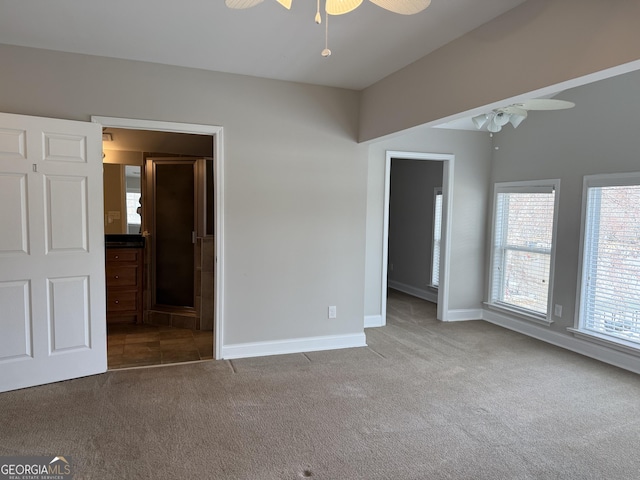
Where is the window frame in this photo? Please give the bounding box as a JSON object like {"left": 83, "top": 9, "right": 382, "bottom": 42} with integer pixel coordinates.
{"left": 487, "top": 179, "right": 561, "bottom": 324}
{"left": 572, "top": 172, "right": 640, "bottom": 351}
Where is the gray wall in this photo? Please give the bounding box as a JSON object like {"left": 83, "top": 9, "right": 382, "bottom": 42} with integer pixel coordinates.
{"left": 488, "top": 68, "right": 640, "bottom": 335}
{"left": 0, "top": 44, "right": 368, "bottom": 347}
{"left": 360, "top": 0, "right": 640, "bottom": 141}
{"left": 365, "top": 128, "right": 492, "bottom": 319}
{"left": 388, "top": 159, "right": 443, "bottom": 294}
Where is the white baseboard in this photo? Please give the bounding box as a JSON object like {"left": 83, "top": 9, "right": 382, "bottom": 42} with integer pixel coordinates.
{"left": 388, "top": 280, "right": 438, "bottom": 303}
{"left": 443, "top": 309, "right": 483, "bottom": 322}
{"left": 365, "top": 315, "right": 384, "bottom": 328}
{"left": 483, "top": 309, "right": 640, "bottom": 375}
{"left": 221, "top": 332, "right": 367, "bottom": 360}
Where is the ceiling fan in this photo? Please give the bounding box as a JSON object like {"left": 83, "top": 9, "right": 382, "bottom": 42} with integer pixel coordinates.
{"left": 225, "top": 0, "right": 431, "bottom": 56}
{"left": 472, "top": 99, "right": 575, "bottom": 133}
{"left": 225, "top": 0, "right": 431, "bottom": 15}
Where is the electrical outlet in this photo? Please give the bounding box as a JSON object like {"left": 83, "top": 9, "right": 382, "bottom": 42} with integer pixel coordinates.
{"left": 554, "top": 304, "right": 563, "bottom": 317}
{"left": 328, "top": 306, "right": 337, "bottom": 319}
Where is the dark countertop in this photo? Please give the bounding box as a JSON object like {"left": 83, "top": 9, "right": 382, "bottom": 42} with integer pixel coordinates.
{"left": 105, "top": 234, "right": 145, "bottom": 248}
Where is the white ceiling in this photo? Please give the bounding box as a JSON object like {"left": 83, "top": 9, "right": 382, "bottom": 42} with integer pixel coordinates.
{"left": 0, "top": 0, "right": 525, "bottom": 90}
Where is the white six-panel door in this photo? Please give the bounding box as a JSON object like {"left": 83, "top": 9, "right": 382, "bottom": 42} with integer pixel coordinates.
{"left": 0, "top": 112, "right": 106, "bottom": 392}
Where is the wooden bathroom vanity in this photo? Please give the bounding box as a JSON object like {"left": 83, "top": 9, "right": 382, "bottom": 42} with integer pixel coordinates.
{"left": 105, "top": 234, "right": 145, "bottom": 324}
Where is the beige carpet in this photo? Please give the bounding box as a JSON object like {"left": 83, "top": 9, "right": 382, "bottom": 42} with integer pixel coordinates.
{"left": 2, "top": 289, "right": 640, "bottom": 479}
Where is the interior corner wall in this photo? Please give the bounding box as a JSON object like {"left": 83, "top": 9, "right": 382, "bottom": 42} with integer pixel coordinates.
{"left": 364, "top": 128, "right": 492, "bottom": 319}
{"left": 0, "top": 44, "right": 368, "bottom": 351}
{"left": 387, "top": 159, "right": 443, "bottom": 297}
{"left": 359, "top": 0, "right": 640, "bottom": 142}
{"left": 486, "top": 69, "right": 640, "bottom": 346}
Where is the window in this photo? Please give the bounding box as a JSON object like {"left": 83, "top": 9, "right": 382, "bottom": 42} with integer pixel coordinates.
{"left": 431, "top": 188, "right": 442, "bottom": 287}
{"left": 126, "top": 191, "right": 141, "bottom": 227}
{"left": 489, "top": 181, "right": 559, "bottom": 320}
{"left": 577, "top": 174, "right": 640, "bottom": 347}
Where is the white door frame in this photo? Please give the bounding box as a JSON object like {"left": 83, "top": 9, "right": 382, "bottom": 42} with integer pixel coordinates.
{"left": 382, "top": 151, "right": 454, "bottom": 323}
{"left": 92, "top": 116, "right": 224, "bottom": 359}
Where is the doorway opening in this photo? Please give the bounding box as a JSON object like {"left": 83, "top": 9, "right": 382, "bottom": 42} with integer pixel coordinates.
{"left": 94, "top": 116, "right": 224, "bottom": 367}
{"left": 381, "top": 151, "right": 454, "bottom": 324}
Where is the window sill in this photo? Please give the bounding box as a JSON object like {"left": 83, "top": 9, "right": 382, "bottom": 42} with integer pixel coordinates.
{"left": 484, "top": 302, "right": 553, "bottom": 326}
{"left": 567, "top": 328, "right": 640, "bottom": 356}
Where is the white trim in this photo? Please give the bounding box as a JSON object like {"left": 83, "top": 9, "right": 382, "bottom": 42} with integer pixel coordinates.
{"left": 568, "top": 328, "right": 640, "bottom": 357}
{"left": 483, "top": 308, "right": 640, "bottom": 375}
{"left": 484, "top": 302, "right": 554, "bottom": 326}
{"left": 382, "top": 151, "right": 454, "bottom": 323}
{"left": 221, "top": 333, "right": 367, "bottom": 360}
{"left": 91, "top": 116, "right": 225, "bottom": 360}
{"left": 388, "top": 281, "right": 438, "bottom": 303}
{"left": 364, "top": 315, "right": 384, "bottom": 328}
{"left": 581, "top": 170, "right": 640, "bottom": 188}
{"left": 381, "top": 155, "right": 391, "bottom": 326}
{"left": 445, "top": 309, "right": 483, "bottom": 322}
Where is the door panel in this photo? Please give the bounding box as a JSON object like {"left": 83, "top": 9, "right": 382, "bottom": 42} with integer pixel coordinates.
{"left": 0, "top": 280, "right": 32, "bottom": 360}
{"left": 45, "top": 175, "right": 88, "bottom": 253}
{"left": 0, "top": 127, "right": 26, "bottom": 159}
{"left": 43, "top": 133, "right": 87, "bottom": 163}
{"left": 0, "top": 173, "right": 29, "bottom": 255}
{"left": 47, "top": 276, "right": 91, "bottom": 353}
{"left": 0, "top": 112, "right": 106, "bottom": 393}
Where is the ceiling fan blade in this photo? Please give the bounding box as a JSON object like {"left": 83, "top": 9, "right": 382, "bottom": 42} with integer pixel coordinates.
{"left": 225, "top": 0, "right": 264, "bottom": 9}
{"left": 277, "top": 0, "right": 292, "bottom": 9}
{"left": 517, "top": 99, "right": 575, "bottom": 111}
{"left": 369, "top": 0, "right": 431, "bottom": 15}
{"left": 326, "top": 0, "right": 364, "bottom": 15}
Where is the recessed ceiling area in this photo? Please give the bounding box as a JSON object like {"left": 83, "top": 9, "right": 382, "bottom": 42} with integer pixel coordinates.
{"left": 0, "top": 0, "right": 526, "bottom": 90}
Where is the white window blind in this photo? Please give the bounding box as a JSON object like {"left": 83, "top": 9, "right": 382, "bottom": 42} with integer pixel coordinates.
{"left": 431, "top": 189, "right": 443, "bottom": 287}
{"left": 490, "top": 183, "right": 558, "bottom": 317}
{"left": 126, "top": 192, "right": 142, "bottom": 226}
{"left": 580, "top": 183, "right": 640, "bottom": 344}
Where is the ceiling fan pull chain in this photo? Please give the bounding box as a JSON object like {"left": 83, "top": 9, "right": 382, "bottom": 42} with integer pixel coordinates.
{"left": 315, "top": 0, "right": 322, "bottom": 23}
{"left": 321, "top": 6, "right": 331, "bottom": 57}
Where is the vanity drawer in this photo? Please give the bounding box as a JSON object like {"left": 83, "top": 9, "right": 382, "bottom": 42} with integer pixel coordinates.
{"left": 107, "top": 291, "right": 138, "bottom": 312}
{"left": 106, "top": 265, "right": 139, "bottom": 287}
{"left": 106, "top": 250, "right": 139, "bottom": 263}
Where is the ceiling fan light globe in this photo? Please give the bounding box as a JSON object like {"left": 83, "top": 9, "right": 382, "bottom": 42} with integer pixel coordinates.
{"left": 487, "top": 116, "right": 502, "bottom": 133}
{"left": 494, "top": 112, "right": 510, "bottom": 127}
{"left": 472, "top": 114, "right": 488, "bottom": 129}
{"left": 509, "top": 114, "right": 526, "bottom": 128}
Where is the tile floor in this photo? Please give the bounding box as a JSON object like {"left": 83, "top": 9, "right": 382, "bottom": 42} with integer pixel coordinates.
{"left": 107, "top": 323, "right": 214, "bottom": 369}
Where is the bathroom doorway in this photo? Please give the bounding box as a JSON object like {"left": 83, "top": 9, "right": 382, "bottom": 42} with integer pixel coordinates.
{"left": 95, "top": 116, "right": 224, "bottom": 367}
